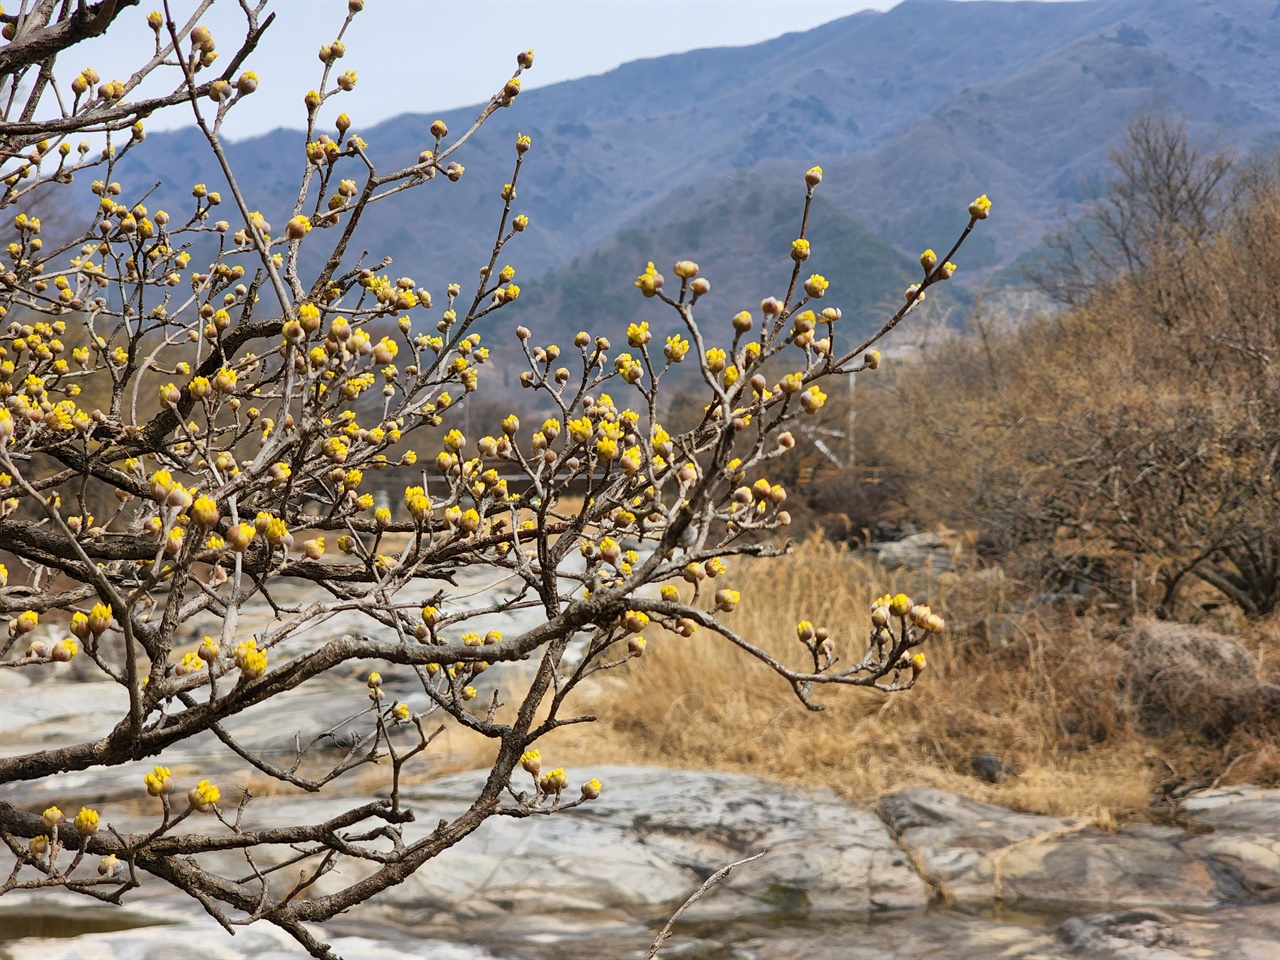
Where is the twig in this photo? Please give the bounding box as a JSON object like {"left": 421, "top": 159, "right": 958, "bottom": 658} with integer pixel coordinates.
{"left": 644, "top": 849, "right": 766, "bottom": 959}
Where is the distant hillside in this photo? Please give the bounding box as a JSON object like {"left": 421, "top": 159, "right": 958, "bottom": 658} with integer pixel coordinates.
{"left": 509, "top": 174, "right": 921, "bottom": 348}
{"left": 99, "top": 0, "right": 1277, "bottom": 334}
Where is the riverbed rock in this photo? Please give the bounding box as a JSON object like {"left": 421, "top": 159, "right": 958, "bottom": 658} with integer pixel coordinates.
{"left": 1181, "top": 785, "right": 1280, "bottom": 901}
{"left": 2, "top": 778, "right": 1280, "bottom": 960}
{"left": 870, "top": 531, "right": 954, "bottom": 572}
{"left": 877, "top": 787, "right": 1218, "bottom": 908}
{"left": 372, "top": 766, "right": 930, "bottom": 922}
{"left": 1054, "top": 905, "right": 1280, "bottom": 960}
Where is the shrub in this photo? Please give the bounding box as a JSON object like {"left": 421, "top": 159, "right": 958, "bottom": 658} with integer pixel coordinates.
{"left": 874, "top": 116, "right": 1279, "bottom": 619}
{"left": 0, "top": 4, "right": 984, "bottom": 955}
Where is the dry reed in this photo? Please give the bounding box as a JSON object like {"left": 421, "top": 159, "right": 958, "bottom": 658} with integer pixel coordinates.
{"left": 549, "top": 535, "right": 1278, "bottom": 823}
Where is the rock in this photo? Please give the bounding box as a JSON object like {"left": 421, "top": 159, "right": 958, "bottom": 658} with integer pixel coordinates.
{"left": 871, "top": 532, "right": 954, "bottom": 572}
{"left": 1055, "top": 906, "right": 1280, "bottom": 960}
{"left": 5, "top": 776, "right": 1280, "bottom": 960}
{"left": 379, "top": 766, "right": 929, "bottom": 922}
{"left": 877, "top": 788, "right": 1218, "bottom": 909}
{"left": 1120, "top": 619, "right": 1262, "bottom": 736}
{"left": 1182, "top": 785, "right": 1280, "bottom": 901}
{"left": 1180, "top": 785, "right": 1280, "bottom": 833}
{"left": 1056, "top": 909, "right": 1188, "bottom": 956}
{"left": 969, "top": 753, "right": 1017, "bottom": 783}
{"left": 1186, "top": 832, "right": 1280, "bottom": 901}
{"left": 0, "top": 668, "right": 31, "bottom": 693}
{"left": 731, "top": 908, "right": 1059, "bottom": 959}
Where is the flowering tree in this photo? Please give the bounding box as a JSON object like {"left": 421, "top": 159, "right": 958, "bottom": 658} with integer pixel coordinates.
{"left": 0, "top": 2, "right": 987, "bottom": 956}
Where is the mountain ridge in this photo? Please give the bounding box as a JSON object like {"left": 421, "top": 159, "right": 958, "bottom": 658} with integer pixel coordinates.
{"left": 95, "top": 0, "right": 1277, "bottom": 337}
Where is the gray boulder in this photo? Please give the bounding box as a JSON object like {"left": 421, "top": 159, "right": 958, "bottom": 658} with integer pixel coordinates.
{"left": 382, "top": 766, "right": 930, "bottom": 922}
{"left": 877, "top": 788, "right": 1218, "bottom": 908}
{"left": 1120, "top": 619, "right": 1264, "bottom": 736}
{"left": 1182, "top": 785, "right": 1280, "bottom": 901}
{"left": 871, "top": 532, "right": 955, "bottom": 572}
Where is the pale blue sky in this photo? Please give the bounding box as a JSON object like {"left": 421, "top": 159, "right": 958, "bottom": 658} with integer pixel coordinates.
{"left": 70, "top": 0, "right": 1065, "bottom": 139}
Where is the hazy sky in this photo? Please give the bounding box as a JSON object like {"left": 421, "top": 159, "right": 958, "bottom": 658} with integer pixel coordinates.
{"left": 66, "top": 0, "right": 1047, "bottom": 140}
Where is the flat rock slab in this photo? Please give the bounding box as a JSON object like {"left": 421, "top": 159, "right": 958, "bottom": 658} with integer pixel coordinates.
{"left": 1181, "top": 786, "right": 1280, "bottom": 901}
{"left": 877, "top": 788, "right": 1218, "bottom": 908}
{"left": 5, "top": 776, "right": 1279, "bottom": 960}
{"left": 382, "top": 765, "right": 929, "bottom": 922}
{"left": 1055, "top": 905, "right": 1280, "bottom": 960}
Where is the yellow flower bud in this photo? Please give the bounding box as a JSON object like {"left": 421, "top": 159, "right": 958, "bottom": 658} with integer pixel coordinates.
{"left": 74, "top": 806, "right": 99, "bottom": 836}
{"left": 520, "top": 749, "right": 542, "bottom": 776}
{"left": 188, "top": 779, "right": 220, "bottom": 812}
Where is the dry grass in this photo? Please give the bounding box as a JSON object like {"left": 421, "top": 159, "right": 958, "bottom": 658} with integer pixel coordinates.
{"left": 549, "top": 535, "right": 1280, "bottom": 824}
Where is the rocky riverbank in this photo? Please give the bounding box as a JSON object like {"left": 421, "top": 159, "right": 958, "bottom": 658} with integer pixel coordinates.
{"left": 1, "top": 769, "right": 1276, "bottom": 959}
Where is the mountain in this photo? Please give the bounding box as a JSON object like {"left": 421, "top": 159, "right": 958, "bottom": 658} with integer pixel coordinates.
{"left": 103, "top": 0, "right": 1278, "bottom": 343}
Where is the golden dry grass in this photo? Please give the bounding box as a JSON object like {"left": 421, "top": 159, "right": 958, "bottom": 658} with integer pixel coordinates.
{"left": 549, "top": 535, "right": 1279, "bottom": 824}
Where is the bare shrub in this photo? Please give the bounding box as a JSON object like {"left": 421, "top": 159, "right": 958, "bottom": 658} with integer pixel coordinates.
{"left": 872, "top": 118, "right": 1280, "bottom": 618}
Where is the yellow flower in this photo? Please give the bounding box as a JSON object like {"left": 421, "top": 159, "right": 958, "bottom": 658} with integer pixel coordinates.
{"left": 191, "top": 495, "right": 219, "bottom": 528}
{"left": 235, "top": 639, "right": 267, "bottom": 679}
{"left": 264, "top": 517, "right": 290, "bottom": 547}
{"left": 800, "top": 385, "right": 826, "bottom": 414}
{"left": 714, "top": 589, "right": 740, "bottom": 612}
{"left": 634, "top": 261, "right": 663, "bottom": 298}
{"left": 790, "top": 238, "right": 810, "bottom": 262}
{"left": 404, "top": 485, "right": 431, "bottom": 521}
{"left": 568, "top": 417, "right": 593, "bottom": 443}
{"left": 664, "top": 335, "right": 689, "bottom": 362}
{"left": 74, "top": 806, "right": 99, "bottom": 836}
{"left": 226, "top": 522, "right": 255, "bottom": 551}
{"left": 626, "top": 321, "right": 651, "bottom": 347}
{"left": 539, "top": 767, "right": 569, "bottom": 793}
{"left": 144, "top": 765, "right": 173, "bottom": 796}
{"left": 189, "top": 779, "right": 220, "bottom": 812}
{"left": 888, "top": 593, "right": 911, "bottom": 617}
{"left": 520, "top": 749, "right": 542, "bottom": 775}
{"left": 581, "top": 777, "right": 602, "bottom": 800}
{"left": 968, "top": 194, "right": 992, "bottom": 219}
{"left": 88, "top": 603, "right": 111, "bottom": 636}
